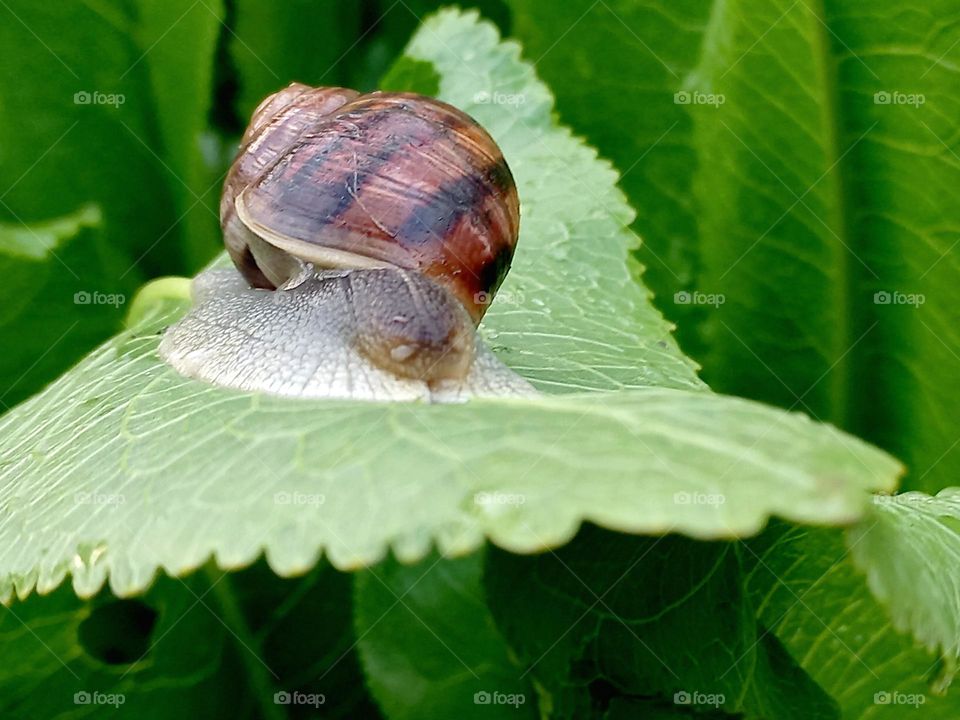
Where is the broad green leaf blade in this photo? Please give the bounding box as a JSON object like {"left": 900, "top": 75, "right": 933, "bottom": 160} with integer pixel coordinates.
{"left": 506, "top": 0, "right": 709, "bottom": 355}
{"left": 485, "top": 527, "right": 839, "bottom": 719}
{"left": 229, "top": 0, "right": 361, "bottom": 121}
{"left": 848, "top": 490, "right": 960, "bottom": 670}
{"left": 227, "top": 559, "right": 383, "bottom": 719}
{"left": 0, "top": 0, "right": 223, "bottom": 401}
{"left": 0, "top": 559, "right": 379, "bottom": 719}
{"left": 745, "top": 523, "right": 960, "bottom": 718}
{"left": 355, "top": 551, "right": 535, "bottom": 719}
{"left": 0, "top": 9, "right": 899, "bottom": 602}
{"left": 136, "top": 0, "right": 226, "bottom": 268}
{"left": 0, "top": 303, "right": 898, "bottom": 601}
{"left": 508, "top": 0, "right": 960, "bottom": 495}
{"left": 0, "top": 575, "right": 245, "bottom": 719}
{"left": 0, "top": 206, "right": 127, "bottom": 408}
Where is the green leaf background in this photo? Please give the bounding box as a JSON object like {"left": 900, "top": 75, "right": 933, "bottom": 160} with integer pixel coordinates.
{"left": 507, "top": 0, "right": 960, "bottom": 496}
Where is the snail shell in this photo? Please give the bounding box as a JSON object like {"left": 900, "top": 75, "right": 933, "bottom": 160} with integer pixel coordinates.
{"left": 223, "top": 85, "right": 520, "bottom": 324}
{"left": 161, "top": 83, "right": 531, "bottom": 401}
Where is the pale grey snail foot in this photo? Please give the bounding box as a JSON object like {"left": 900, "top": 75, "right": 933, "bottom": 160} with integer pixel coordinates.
{"left": 159, "top": 267, "right": 537, "bottom": 403}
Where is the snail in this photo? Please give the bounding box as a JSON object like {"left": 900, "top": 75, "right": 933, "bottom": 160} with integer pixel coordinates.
{"left": 160, "top": 83, "right": 535, "bottom": 402}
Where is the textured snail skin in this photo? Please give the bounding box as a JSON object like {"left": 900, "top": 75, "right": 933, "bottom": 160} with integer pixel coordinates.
{"left": 223, "top": 85, "right": 520, "bottom": 323}
{"left": 159, "top": 267, "right": 535, "bottom": 403}
{"left": 345, "top": 268, "right": 476, "bottom": 383}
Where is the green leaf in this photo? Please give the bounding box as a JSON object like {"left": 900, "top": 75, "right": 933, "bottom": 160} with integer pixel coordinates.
{"left": 0, "top": 0, "right": 225, "bottom": 401}
{"left": 848, "top": 490, "right": 960, "bottom": 672}
{"left": 0, "top": 559, "right": 379, "bottom": 718}
{"left": 506, "top": 0, "right": 707, "bottom": 351}
{"left": 136, "top": 0, "right": 226, "bottom": 268}
{"left": 0, "top": 9, "right": 899, "bottom": 602}
{"left": 507, "top": 0, "right": 960, "bottom": 495}
{"left": 0, "top": 206, "right": 127, "bottom": 410}
{"left": 355, "top": 551, "right": 535, "bottom": 719}
{"left": 229, "top": 0, "right": 361, "bottom": 121}
{"left": 0, "top": 574, "right": 245, "bottom": 718}
{"left": 124, "top": 276, "right": 192, "bottom": 329}
{"left": 745, "top": 522, "right": 960, "bottom": 717}
{"left": 226, "top": 559, "right": 383, "bottom": 719}
{"left": 380, "top": 57, "right": 441, "bottom": 97}
{"left": 0, "top": 305, "right": 899, "bottom": 601}
{"left": 485, "top": 527, "right": 838, "bottom": 719}
{"left": 340, "top": 0, "right": 510, "bottom": 92}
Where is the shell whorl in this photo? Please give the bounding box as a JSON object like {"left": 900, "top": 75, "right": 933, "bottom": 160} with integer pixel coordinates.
{"left": 222, "top": 85, "right": 520, "bottom": 322}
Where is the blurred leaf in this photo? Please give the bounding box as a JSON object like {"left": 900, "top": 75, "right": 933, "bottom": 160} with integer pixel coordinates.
{"left": 507, "top": 0, "right": 960, "bottom": 495}
{"left": 124, "top": 276, "right": 192, "bottom": 329}
{"left": 136, "top": 0, "right": 226, "bottom": 268}
{"left": 0, "top": 8, "right": 899, "bottom": 604}
{"left": 347, "top": 0, "right": 511, "bottom": 91}
{"left": 0, "top": 559, "right": 380, "bottom": 719}
{"left": 848, "top": 490, "right": 960, "bottom": 672}
{"left": 0, "top": 574, "right": 244, "bottom": 719}
{"left": 745, "top": 522, "right": 960, "bottom": 717}
{"left": 0, "top": 0, "right": 224, "bottom": 403}
{"left": 228, "top": 0, "right": 361, "bottom": 122}
{"left": 485, "top": 527, "right": 838, "bottom": 719}
{"left": 505, "top": 0, "right": 711, "bottom": 354}
{"left": 0, "top": 205, "right": 132, "bottom": 408}
{"left": 355, "top": 551, "right": 535, "bottom": 719}
{"left": 380, "top": 57, "right": 440, "bottom": 96}
{"left": 227, "top": 559, "right": 383, "bottom": 719}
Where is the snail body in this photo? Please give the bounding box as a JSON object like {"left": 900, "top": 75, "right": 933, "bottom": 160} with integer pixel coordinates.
{"left": 161, "top": 83, "right": 531, "bottom": 401}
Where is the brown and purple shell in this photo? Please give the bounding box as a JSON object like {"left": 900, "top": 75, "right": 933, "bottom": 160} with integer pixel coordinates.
{"left": 221, "top": 83, "right": 520, "bottom": 322}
